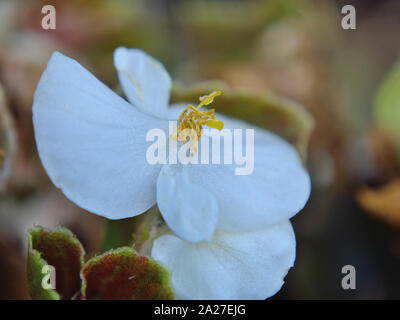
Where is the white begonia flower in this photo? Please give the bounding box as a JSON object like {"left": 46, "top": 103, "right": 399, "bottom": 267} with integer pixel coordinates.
{"left": 33, "top": 47, "right": 311, "bottom": 299}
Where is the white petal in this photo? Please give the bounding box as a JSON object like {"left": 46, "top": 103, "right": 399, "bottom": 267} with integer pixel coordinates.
{"left": 152, "top": 220, "right": 296, "bottom": 299}
{"left": 167, "top": 105, "right": 311, "bottom": 230}
{"left": 114, "top": 47, "right": 171, "bottom": 119}
{"left": 168, "top": 103, "right": 186, "bottom": 120}
{"left": 157, "top": 165, "right": 218, "bottom": 243}
{"left": 198, "top": 131, "right": 310, "bottom": 230}
{"left": 33, "top": 51, "right": 168, "bottom": 219}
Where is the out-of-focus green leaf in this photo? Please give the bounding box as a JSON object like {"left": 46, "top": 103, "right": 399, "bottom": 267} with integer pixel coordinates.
{"left": 27, "top": 227, "right": 85, "bottom": 300}
{"left": 171, "top": 81, "right": 314, "bottom": 161}
{"left": 374, "top": 62, "right": 400, "bottom": 161}
{"left": 177, "top": 0, "right": 305, "bottom": 54}
{"left": 80, "top": 247, "right": 173, "bottom": 300}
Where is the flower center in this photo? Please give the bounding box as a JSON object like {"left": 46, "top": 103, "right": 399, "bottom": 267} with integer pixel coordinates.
{"left": 171, "top": 91, "right": 224, "bottom": 153}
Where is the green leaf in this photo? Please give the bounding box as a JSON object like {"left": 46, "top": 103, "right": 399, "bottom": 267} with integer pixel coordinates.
{"left": 80, "top": 247, "right": 173, "bottom": 300}
{"left": 374, "top": 62, "right": 400, "bottom": 160}
{"left": 170, "top": 81, "right": 314, "bottom": 161}
{"left": 27, "top": 226, "right": 85, "bottom": 300}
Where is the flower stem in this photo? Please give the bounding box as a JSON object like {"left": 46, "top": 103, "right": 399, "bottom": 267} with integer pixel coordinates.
{"left": 101, "top": 218, "right": 136, "bottom": 252}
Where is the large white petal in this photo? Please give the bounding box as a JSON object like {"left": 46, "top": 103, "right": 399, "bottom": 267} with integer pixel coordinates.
{"left": 152, "top": 220, "right": 296, "bottom": 299}
{"left": 114, "top": 47, "right": 171, "bottom": 119}
{"left": 194, "top": 132, "right": 310, "bottom": 231}
{"left": 157, "top": 164, "right": 218, "bottom": 243}
{"left": 33, "top": 51, "right": 168, "bottom": 219}
{"left": 168, "top": 104, "right": 311, "bottom": 230}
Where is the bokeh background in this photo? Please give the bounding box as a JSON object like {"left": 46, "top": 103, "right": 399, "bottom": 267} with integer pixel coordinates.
{"left": 1, "top": 0, "right": 400, "bottom": 299}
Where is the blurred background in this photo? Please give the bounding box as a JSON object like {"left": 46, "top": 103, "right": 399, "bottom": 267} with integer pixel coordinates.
{"left": 1, "top": 0, "right": 400, "bottom": 299}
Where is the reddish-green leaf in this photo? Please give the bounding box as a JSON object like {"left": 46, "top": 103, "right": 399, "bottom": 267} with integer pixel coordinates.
{"left": 27, "top": 226, "right": 85, "bottom": 300}
{"left": 80, "top": 247, "right": 173, "bottom": 300}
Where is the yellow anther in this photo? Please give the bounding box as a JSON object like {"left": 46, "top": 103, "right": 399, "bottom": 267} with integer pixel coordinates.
{"left": 172, "top": 91, "right": 224, "bottom": 153}
{"left": 206, "top": 119, "right": 224, "bottom": 130}
{"left": 197, "top": 91, "right": 222, "bottom": 109}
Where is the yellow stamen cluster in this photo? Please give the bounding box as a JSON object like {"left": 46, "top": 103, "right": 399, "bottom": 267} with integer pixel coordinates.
{"left": 172, "top": 91, "right": 224, "bottom": 153}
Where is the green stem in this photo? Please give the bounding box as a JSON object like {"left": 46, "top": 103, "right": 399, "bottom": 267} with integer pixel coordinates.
{"left": 101, "top": 218, "right": 136, "bottom": 252}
